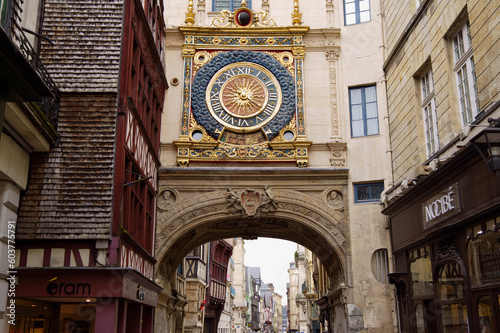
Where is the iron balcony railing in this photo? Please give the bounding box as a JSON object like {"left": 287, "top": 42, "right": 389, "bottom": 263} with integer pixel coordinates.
{"left": 16, "top": 28, "right": 59, "bottom": 128}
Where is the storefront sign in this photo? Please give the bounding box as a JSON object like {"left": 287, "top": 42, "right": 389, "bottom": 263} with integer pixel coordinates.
{"left": 422, "top": 183, "right": 460, "bottom": 228}
{"left": 46, "top": 281, "right": 91, "bottom": 296}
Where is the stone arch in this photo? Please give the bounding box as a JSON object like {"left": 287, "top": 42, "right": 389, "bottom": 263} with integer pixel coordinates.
{"left": 155, "top": 168, "right": 350, "bottom": 287}
{"left": 154, "top": 168, "right": 355, "bottom": 333}
{"left": 157, "top": 188, "right": 346, "bottom": 279}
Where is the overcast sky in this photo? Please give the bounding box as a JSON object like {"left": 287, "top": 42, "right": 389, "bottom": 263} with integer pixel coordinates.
{"left": 243, "top": 237, "right": 298, "bottom": 296}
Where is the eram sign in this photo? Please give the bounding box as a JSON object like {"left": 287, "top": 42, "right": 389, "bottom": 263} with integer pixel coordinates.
{"left": 422, "top": 183, "right": 460, "bottom": 228}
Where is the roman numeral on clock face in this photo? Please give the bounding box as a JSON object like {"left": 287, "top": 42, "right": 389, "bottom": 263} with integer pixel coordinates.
{"left": 262, "top": 103, "right": 275, "bottom": 116}
{"left": 220, "top": 112, "right": 234, "bottom": 124}
{"left": 237, "top": 118, "right": 249, "bottom": 127}
{"left": 264, "top": 80, "right": 274, "bottom": 87}
{"left": 211, "top": 89, "right": 220, "bottom": 100}
{"left": 237, "top": 67, "right": 251, "bottom": 75}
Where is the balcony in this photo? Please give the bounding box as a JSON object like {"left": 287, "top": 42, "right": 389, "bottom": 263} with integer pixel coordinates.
{"left": 1, "top": 26, "right": 59, "bottom": 140}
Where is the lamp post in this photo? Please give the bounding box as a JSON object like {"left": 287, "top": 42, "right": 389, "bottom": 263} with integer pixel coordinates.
{"left": 470, "top": 117, "right": 500, "bottom": 176}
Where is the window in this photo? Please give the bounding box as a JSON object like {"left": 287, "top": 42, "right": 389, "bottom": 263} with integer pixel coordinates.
{"left": 410, "top": 246, "right": 433, "bottom": 297}
{"left": 421, "top": 70, "right": 439, "bottom": 157}
{"left": 349, "top": 85, "right": 379, "bottom": 137}
{"left": 467, "top": 217, "right": 500, "bottom": 287}
{"left": 213, "top": 0, "right": 252, "bottom": 11}
{"left": 354, "top": 182, "right": 384, "bottom": 203}
{"left": 453, "top": 22, "right": 478, "bottom": 126}
{"left": 436, "top": 261, "right": 469, "bottom": 332}
{"left": 371, "top": 249, "right": 389, "bottom": 284}
{"left": 344, "top": 0, "right": 370, "bottom": 25}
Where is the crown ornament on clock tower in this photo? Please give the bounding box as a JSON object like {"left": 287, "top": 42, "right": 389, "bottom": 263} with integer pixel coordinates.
{"left": 175, "top": 0, "right": 311, "bottom": 167}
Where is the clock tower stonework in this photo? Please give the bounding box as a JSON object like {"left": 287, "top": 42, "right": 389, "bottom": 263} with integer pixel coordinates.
{"left": 156, "top": 1, "right": 395, "bottom": 333}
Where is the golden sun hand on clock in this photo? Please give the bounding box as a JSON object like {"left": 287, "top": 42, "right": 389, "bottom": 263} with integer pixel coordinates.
{"left": 222, "top": 76, "right": 266, "bottom": 117}
{"left": 206, "top": 62, "right": 282, "bottom": 133}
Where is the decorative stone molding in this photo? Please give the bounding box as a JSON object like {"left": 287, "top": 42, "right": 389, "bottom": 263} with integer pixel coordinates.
{"left": 325, "top": 188, "right": 345, "bottom": 212}
{"left": 262, "top": 0, "right": 269, "bottom": 11}
{"left": 157, "top": 188, "right": 345, "bottom": 238}
{"left": 327, "top": 142, "right": 347, "bottom": 166}
{"left": 225, "top": 186, "right": 278, "bottom": 218}
{"left": 158, "top": 188, "right": 179, "bottom": 211}
{"left": 326, "top": 47, "right": 342, "bottom": 139}
{"left": 196, "top": 0, "right": 206, "bottom": 26}
{"left": 326, "top": 0, "right": 334, "bottom": 27}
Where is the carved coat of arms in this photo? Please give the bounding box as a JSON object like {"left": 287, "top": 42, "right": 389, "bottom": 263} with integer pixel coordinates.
{"left": 225, "top": 186, "right": 277, "bottom": 218}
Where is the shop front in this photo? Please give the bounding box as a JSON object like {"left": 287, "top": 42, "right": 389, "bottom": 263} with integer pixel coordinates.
{"left": 383, "top": 146, "right": 500, "bottom": 333}
{"left": 11, "top": 268, "right": 162, "bottom": 333}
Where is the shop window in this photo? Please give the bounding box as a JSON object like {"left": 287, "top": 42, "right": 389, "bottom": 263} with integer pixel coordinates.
{"left": 415, "top": 304, "right": 425, "bottom": 333}
{"left": 11, "top": 318, "right": 50, "bottom": 333}
{"left": 410, "top": 246, "right": 433, "bottom": 297}
{"left": 436, "top": 261, "right": 468, "bottom": 332}
{"left": 467, "top": 217, "right": 500, "bottom": 287}
{"left": 477, "top": 296, "right": 493, "bottom": 333}
{"left": 354, "top": 182, "right": 384, "bottom": 203}
{"left": 371, "top": 249, "right": 389, "bottom": 284}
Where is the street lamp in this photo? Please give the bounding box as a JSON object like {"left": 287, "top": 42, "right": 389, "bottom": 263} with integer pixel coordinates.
{"left": 470, "top": 117, "right": 500, "bottom": 176}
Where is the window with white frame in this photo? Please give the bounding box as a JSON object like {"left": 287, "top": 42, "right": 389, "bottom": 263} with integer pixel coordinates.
{"left": 349, "top": 85, "right": 379, "bottom": 137}
{"left": 453, "top": 21, "right": 478, "bottom": 126}
{"left": 213, "top": 0, "right": 251, "bottom": 11}
{"left": 344, "top": 0, "right": 370, "bottom": 25}
{"left": 421, "top": 70, "right": 439, "bottom": 157}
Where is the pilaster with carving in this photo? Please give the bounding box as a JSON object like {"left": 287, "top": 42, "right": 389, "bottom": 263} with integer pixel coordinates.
{"left": 326, "top": 0, "right": 334, "bottom": 27}
{"left": 196, "top": 0, "right": 206, "bottom": 26}
{"left": 325, "top": 47, "right": 341, "bottom": 140}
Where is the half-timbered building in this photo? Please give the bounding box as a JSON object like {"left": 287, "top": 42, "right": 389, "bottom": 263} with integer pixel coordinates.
{"left": 11, "top": 0, "right": 167, "bottom": 332}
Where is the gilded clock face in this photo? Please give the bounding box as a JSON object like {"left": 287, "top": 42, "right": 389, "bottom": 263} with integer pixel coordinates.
{"left": 206, "top": 62, "right": 282, "bottom": 133}
{"left": 191, "top": 50, "right": 296, "bottom": 142}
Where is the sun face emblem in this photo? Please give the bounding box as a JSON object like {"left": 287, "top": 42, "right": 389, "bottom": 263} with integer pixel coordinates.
{"left": 221, "top": 75, "right": 268, "bottom": 118}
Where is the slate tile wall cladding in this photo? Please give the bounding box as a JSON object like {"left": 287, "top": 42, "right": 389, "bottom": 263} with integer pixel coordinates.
{"left": 39, "top": 0, "right": 124, "bottom": 93}
{"left": 16, "top": 1, "right": 124, "bottom": 238}
{"left": 17, "top": 94, "right": 117, "bottom": 239}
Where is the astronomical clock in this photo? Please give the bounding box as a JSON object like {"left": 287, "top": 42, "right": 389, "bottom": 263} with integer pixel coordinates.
{"left": 174, "top": 1, "right": 311, "bottom": 167}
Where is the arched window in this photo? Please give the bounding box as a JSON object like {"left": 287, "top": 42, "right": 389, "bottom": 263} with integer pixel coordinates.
{"left": 371, "top": 248, "right": 389, "bottom": 284}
